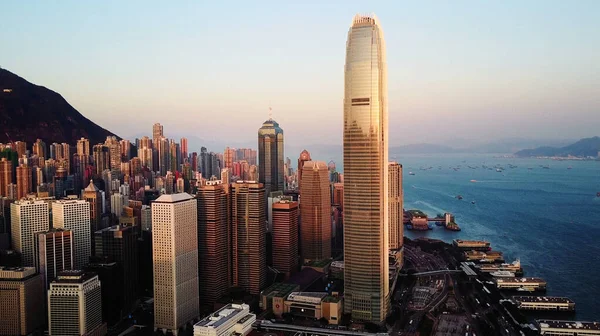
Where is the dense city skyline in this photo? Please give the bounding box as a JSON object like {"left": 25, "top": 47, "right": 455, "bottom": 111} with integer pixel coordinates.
{"left": 2, "top": 1, "right": 599, "bottom": 147}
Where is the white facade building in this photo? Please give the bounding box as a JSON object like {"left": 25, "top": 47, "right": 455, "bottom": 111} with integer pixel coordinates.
{"left": 152, "top": 193, "right": 199, "bottom": 335}
{"left": 11, "top": 200, "right": 50, "bottom": 267}
{"left": 193, "top": 304, "right": 255, "bottom": 336}
{"left": 48, "top": 270, "right": 104, "bottom": 336}
{"left": 52, "top": 200, "right": 91, "bottom": 269}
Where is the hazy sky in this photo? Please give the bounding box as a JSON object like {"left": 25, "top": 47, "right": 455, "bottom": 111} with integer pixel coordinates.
{"left": 2, "top": 1, "right": 599, "bottom": 150}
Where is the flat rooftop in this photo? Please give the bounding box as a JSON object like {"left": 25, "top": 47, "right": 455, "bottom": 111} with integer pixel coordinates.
{"left": 287, "top": 292, "right": 327, "bottom": 304}
{"left": 497, "top": 277, "right": 546, "bottom": 284}
{"left": 514, "top": 296, "right": 573, "bottom": 304}
{"left": 538, "top": 320, "right": 600, "bottom": 331}
{"left": 194, "top": 304, "right": 249, "bottom": 329}
{"left": 262, "top": 282, "right": 299, "bottom": 299}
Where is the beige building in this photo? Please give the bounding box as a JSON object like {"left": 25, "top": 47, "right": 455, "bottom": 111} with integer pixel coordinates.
{"left": 48, "top": 270, "right": 106, "bottom": 336}
{"left": 343, "top": 14, "right": 390, "bottom": 323}
{"left": 231, "top": 181, "right": 266, "bottom": 295}
{"left": 152, "top": 193, "right": 199, "bottom": 335}
{"left": 299, "top": 161, "right": 331, "bottom": 262}
{"left": 0, "top": 267, "right": 44, "bottom": 336}
{"left": 284, "top": 292, "right": 343, "bottom": 325}
{"left": 0, "top": 157, "right": 13, "bottom": 197}
{"left": 272, "top": 200, "right": 299, "bottom": 278}
{"left": 11, "top": 200, "right": 50, "bottom": 267}
{"left": 52, "top": 199, "right": 91, "bottom": 270}
{"left": 388, "top": 162, "right": 403, "bottom": 251}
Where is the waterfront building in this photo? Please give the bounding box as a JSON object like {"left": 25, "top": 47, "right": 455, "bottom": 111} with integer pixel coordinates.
{"left": 258, "top": 119, "right": 284, "bottom": 195}
{"left": 0, "top": 267, "right": 44, "bottom": 336}
{"left": 11, "top": 199, "right": 50, "bottom": 267}
{"left": 300, "top": 161, "right": 331, "bottom": 262}
{"left": 192, "top": 303, "right": 255, "bottom": 336}
{"left": 36, "top": 229, "right": 74, "bottom": 288}
{"left": 343, "top": 14, "right": 390, "bottom": 322}
{"left": 231, "top": 181, "right": 266, "bottom": 294}
{"left": 95, "top": 225, "right": 139, "bottom": 318}
{"left": 52, "top": 199, "right": 91, "bottom": 269}
{"left": 196, "top": 181, "right": 229, "bottom": 308}
{"left": 388, "top": 162, "right": 403, "bottom": 251}
{"left": 48, "top": 270, "right": 105, "bottom": 336}
{"left": 272, "top": 200, "right": 299, "bottom": 278}
{"left": 297, "top": 150, "right": 311, "bottom": 191}
{"left": 152, "top": 193, "right": 199, "bottom": 335}
{"left": 537, "top": 320, "right": 600, "bottom": 336}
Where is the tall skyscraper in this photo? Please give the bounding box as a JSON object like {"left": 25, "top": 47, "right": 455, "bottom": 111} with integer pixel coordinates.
{"left": 343, "top": 14, "right": 390, "bottom": 323}
{"left": 48, "top": 271, "right": 105, "bottom": 336}
{"left": 0, "top": 158, "right": 13, "bottom": 197}
{"left": 388, "top": 162, "right": 403, "bottom": 251}
{"left": 231, "top": 182, "right": 266, "bottom": 295}
{"left": 153, "top": 123, "right": 164, "bottom": 140}
{"left": 196, "top": 181, "right": 229, "bottom": 308}
{"left": 258, "top": 119, "right": 284, "bottom": 195}
{"left": 0, "top": 267, "right": 44, "bottom": 336}
{"left": 271, "top": 200, "right": 299, "bottom": 278}
{"left": 223, "top": 147, "right": 235, "bottom": 169}
{"left": 120, "top": 139, "right": 131, "bottom": 160}
{"left": 93, "top": 144, "right": 110, "bottom": 175}
{"left": 297, "top": 149, "right": 311, "bottom": 191}
{"left": 84, "top": 180, "right": 103, "bottom": 235}
{"left": 16, "top": 164, "right": 32, "bottom": 199}
{"left": 180, "top": 138, "right": 188, "bottom": 162}
{"left": 32, "top": 139, "right": 47, "bottom": 159}
{"left": 36, "top": 229, "right": 74, "bottom": 288}
{"left": 158, "top": 137, "right": 170, "bottom": 176}
{"left": 299, "top": 161, "right": 331, "bottom": 262}
{"left": 77, "top": 137, "right": 90, "bottom": 157}
{"left": 11, "top": 200, "right": 50, "bottom": 267}
{"left": 152, "top": 193, "right": 199, "bottom": 335}
{"left": 95, "top": 225, "right": 139, "bottom": 317}
{"left": 105, "top": 136, "right": 122, "bottom": 173}
{"left": 52, "top": 200, "right": 91, "bottom": 269}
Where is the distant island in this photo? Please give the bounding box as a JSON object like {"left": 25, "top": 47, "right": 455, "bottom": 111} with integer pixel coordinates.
{"left": 514, "top": 136, "right": 600, "bottom": 158}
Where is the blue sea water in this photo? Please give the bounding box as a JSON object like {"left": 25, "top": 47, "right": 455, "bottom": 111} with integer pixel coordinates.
{"left": 397, "top": 154, "right": 600, "bottom": 320}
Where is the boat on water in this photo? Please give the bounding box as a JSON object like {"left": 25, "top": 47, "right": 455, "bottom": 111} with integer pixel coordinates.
{"left": 567, "top": 166, "right": 572, "bottom": 170}
{"left": 409, "top": 172, "right": 415, "bottom": 175}
{"left": 596, "top": 192, "right": 600, "bottom": 197}
{"left": 470, "top": 179, "right": 477, "bottom": 182}
{"left": 471, "top": 200, "right": 476, "bottom": 204}
{"left": 496, "top": 168, "right": 502, "bottom": 172}
{"left": 456, "top": 195, "right": 463, "bottom": 200}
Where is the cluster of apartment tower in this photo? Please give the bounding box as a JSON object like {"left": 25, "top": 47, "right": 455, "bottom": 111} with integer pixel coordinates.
{"left": 0, "top": 14, "right": 401, "bottom": 335}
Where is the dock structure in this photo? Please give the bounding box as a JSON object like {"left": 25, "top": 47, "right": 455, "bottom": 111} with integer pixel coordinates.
{"left": 537, "top": 320, "right": 600, "bottom": 335}
{"left": 514, "top": 296, "right": 575, "bottom": 311}
{"left": 496, "top": 277, "right": 547, "bottom": 292}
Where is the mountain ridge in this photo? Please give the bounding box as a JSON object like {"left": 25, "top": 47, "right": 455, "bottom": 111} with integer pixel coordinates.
{"left": 514, "top": 136, "right": 600, "bottom": 157}
{"left": 0, "top": 68, "right": 123, "bottom": 147}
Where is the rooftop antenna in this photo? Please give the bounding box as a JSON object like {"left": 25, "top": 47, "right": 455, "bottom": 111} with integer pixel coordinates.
{"left": 268, "top": 105, "right": 273, "bottom": 120}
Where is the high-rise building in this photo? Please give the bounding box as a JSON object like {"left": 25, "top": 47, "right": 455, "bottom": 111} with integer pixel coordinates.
{"left": 105, "top": 136, "right": 122, "bottom": 174}
{"left": 48, "top": 270, "right": 105, "bottom": 336}
{"left": 180, "top": 138, "right": 188, "bottom": 162}
{"left": 196, "top": 181, "right": 229, "bottom": 308}
{"left": 93, "top": 144, "right": 110, "bottom": 175}
{"left": 0, "top": 267, "right": 44, "bottom": 336}
{"left": 0, "top": 158, "right": 13, "bottom": 197}
{"left": 95, "top": 225, "right": 139, "bottom": 317}
{"left": 152, "top": 193, "right": 199, "bottom": 335}
{"left": 271, "top": 200, "right": 299, "bottom": 278}
{"left": 16, "top": 164, "right": 32, "bottom": 199}
{"left": 52, "top": 200, "right": 91, "bottom": 269}
{"left": 297, "top": 150, "right": 311, "bottom": 191}
{"left": 388, "top": 162, "right": 403, "bottom": 251}
{"left": 231, "top": 182, "right": 266, "bottom": 295}
{"left": 77, "top": 137, "right": 90, "bottom": 157}
{"left": 111, "top": 193, "right": 126, "bottom": 216}
{"left": 332, "top": 183, "right": 344, "bottom": 207}
{"left": 299, "top": 161, "right": 331, "bottom": 262}
{"left": 14, "top": 141, "right": 27, "bottom": 158}
{"left": 11, "top": 200, "right": 50, "bottom": 267}
{"left": 223, "top": 147, "right": 235, "bottom": 169}
{"left": 84, "top": 180, "right": 103, "bottom": 234}
{"left": 258, "top": 119, "right": 284, "bottom": 195}
{"left": 36, "top": 229, "right": 74, "bottom": 288}
{"left": 153, "top": 123, "right": 164, "bottom": 140}
{"left": 343, "top": 14, "right": 390, "bottom": 323}
{"left": 32, "top": 139, "right": 47, "bottom": 159}
{"left": 158, "top": 137, "right": 170, "bottom": 176}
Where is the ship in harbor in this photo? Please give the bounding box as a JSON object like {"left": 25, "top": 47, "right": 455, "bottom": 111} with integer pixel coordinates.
{"left": 496, "top": 277, "right": 547, "bottom": 292}
{"left": 537, "top": 320, "right": 600, "bottom": 335}
{"left": 453, "top": 239, "right": 491, "bottom": 250}
{"left": 478, "top": 259, "right": 523, "bottom": 276}
{"left": 490, "top": 270, "right": 515, "bottom": 278}
{"left": 513, "top": 296, "right": 575, "bottom": 312}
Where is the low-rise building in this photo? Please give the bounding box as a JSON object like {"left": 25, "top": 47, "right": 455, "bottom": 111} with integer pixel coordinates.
{"left": 260, "top": 282, "right": 299, "bottom": 317}
{"left": 193, "top": 303, "right": 255, "bottom": 336}
{"left": 283, "top": 292, "right": 343, "bottom": 325}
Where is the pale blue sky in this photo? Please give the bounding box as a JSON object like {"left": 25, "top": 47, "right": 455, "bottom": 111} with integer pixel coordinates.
{"left": 2, "top": 1, "right": 599, "bottom": 150}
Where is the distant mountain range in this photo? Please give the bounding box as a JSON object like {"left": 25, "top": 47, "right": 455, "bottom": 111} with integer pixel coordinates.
{"left": 514, "top": 136, "right": 600, "bottom": 157}
{"left": 0, "top": 68, "right": 123, "bottom": 146}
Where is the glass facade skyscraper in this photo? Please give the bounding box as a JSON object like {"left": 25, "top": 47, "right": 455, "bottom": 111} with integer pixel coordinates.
{"left": 258, "top": 119, "right": 284, "bottom": 195}
{"left": 343, "top": 14, "right": 390, "bottom": 323}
